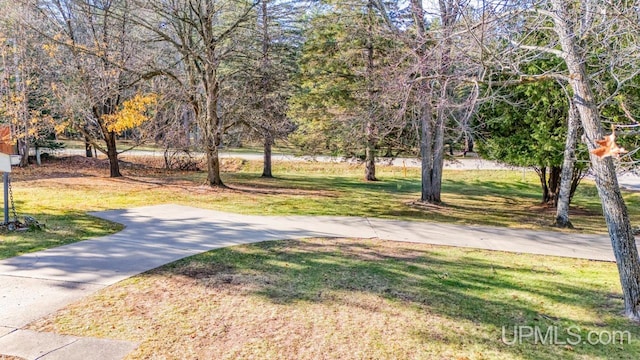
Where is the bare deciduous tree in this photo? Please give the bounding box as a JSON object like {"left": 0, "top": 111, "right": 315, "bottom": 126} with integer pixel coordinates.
{"left": 26, "top": 0, "right": 153, "bottom": 177}
{"left": 0, "top": 2, "right": 59, "bottom": 166}
{"left": 391, "top": 0, "right": 483, "bottom": 203}
{"left": 132, "top": 0, "right": 259, "bottom": 187}
{"left": 550, "top": 0, "right": 640, "bottom": 321}
{"left": 493, "top": 0, "right": 640, "bottom": 320}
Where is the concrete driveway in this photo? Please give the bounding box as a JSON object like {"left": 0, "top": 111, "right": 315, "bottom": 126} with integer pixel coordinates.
{"left": 0, "top": 204, "right": 617, "bottom": 359}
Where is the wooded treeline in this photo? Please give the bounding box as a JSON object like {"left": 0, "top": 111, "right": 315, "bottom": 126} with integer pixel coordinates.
{"left": 2, "top": 0, "right": 640, "bottom": 321}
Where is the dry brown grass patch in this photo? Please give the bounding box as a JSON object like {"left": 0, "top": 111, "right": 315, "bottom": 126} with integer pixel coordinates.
{"left": 26, "top": 239, "right": 475, "bottom": 359}
{"left": 25, "top": 238, "right": 640, "bottom": 359}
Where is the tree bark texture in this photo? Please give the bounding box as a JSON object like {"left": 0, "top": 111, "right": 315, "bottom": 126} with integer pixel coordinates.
{"left": 555, "top": 101, "right": 580, "bottom": 228}
{"left": 202, "top": 104, "right": 224, "bottom": 187}
{"left": 260, "top": 0, "right": 274, "bottom": 179}
{"left": 417, "top": 91, "right": 446, "bottom": 204}
{"left": 206, "top": 144, "right": 223, "bottom": 186}
{"left": 104, "top": 131, "right": 121, "bottom": 178}
{"left": 534, "top": 166, "right": 561, "bottom": 206}
{"left": 364, "top": 0, "right": 377, "bottom": 182}
{"left": 262, "top": 134, "right": 273, "bottom": 178}
{"left": 552, "top": 0, "right": 640, "bottom": 320}
{"left": 413, "top": 0, "right": 457, "bottom": 203}
{"left": 365, "top": 121, "right": 377, "bottom": 181}
{"left": 203, "top": 63, "right": 224, "bottom": 187}
{"left": 85, "top": 135, "right": 93, "bottom": 158}
{"left": 94, "top": 99, "right": 122, "bottom": 178}
{"left": 17, "top": 139, "right": 28, "bottom": 167}
{"left": 536, "top": 166, "right": 549, "bottom": 204}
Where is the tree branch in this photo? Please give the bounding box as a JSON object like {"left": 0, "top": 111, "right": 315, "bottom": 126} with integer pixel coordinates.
{"left": 510, "top": 41, "right": 565, "bottom": 59}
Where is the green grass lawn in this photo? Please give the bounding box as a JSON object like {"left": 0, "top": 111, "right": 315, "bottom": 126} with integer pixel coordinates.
{"left": 5, "top": 156, "right": 640, "bottom": 359}
{"left": 28, "top": 238, "right": 640, "bottom": 359}
{"left": 2, "top": 155, "right": 637, "bottom": 259}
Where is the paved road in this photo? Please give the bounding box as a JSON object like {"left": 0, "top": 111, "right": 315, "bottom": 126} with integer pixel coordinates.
{"left": 0, "top": 204, "right": 617, "bottom": 359}
{"left": 60, "top": 148, "right": 519, "bottom": 170}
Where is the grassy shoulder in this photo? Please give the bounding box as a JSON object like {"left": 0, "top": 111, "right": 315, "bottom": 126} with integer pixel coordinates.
{"left": 2, "top": 154, "right": 636, "bottom": 259}
{"left": 28, "top": 238, "right": 640, "bottom": 359}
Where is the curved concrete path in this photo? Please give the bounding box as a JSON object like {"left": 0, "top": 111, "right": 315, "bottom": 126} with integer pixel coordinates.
{"left": 0, "top": 204, "right": 617, "bottom": 359}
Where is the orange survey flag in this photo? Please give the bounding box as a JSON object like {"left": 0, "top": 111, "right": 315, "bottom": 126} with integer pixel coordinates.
{"left": 590, "top": 126, "right": 627, "bottom": 158}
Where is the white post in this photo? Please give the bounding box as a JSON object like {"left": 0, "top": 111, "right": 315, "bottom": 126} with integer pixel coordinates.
{"left": 0, "top": 153, "right": 13, "bottom": 224}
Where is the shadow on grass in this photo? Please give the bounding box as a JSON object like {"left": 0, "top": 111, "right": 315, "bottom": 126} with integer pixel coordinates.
{"left": 222, "top": 173, "right": 611, "bottom": 232}
{"left": 444, "top": 179, "right": 542, "bottom": 200}
{"left": 228, "top": 173, "right": 543, "bottom": 209}
{"left": 0, "top": 210, "right": 122, "bottom": 259}
{"left": 160, "top": 239, "right": 639, "bottom": 360}
{"left": 228, "top": 173, "right": 422, "bottom": 195}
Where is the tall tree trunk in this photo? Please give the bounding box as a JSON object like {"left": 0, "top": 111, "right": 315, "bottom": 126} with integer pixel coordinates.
{"left": 548, "top": 166, "right": 561, "bottom": 206}
{"left": 552, "top": 0, "right": 640, "bottom": 321}
{"left": 262, "top": 134, "right": 273, "bottom": 178}
{"left": 414, "top": 0, "right": 455, "bottom": 204}
{"left": 17, "top": 77, "right": 28, "bottom": 167}
{"left": 464, "top": 132, "right": 474, "bottom": 155}
{"left": 555, "top": 101, "right": 580, "bottom": 228}
{"left": 204, "top": 73, "right": 224, "bottom": 187}
{"left": 420, "top": 98, "right": 437, "bottom": 202}
{"left": 85, "top": 135, "right": 93, "bottom": 158}
{"left": 203, "top": 126, "right": 224, "bottom": 186}
{"left": 365, "top": 121, "right": 377, "bottom": 181}
{"left": 419, "top": 101, "right": 445, "bottom": 203}
{"left": 14, "top": 36, "right": 28, "bottom": 168}
{"left": 17, "top": 139, "right": 28, "bottom": 167}
{"left": 426, "top": 1, "right": 458, "bottom": 203}
{"left": 535, "top": 166, "right": 562, "bottom": 206}
{"left": 429, "top": 91, "right": 447, "bottom": 203}
{"left": 95, "top": 99, "right": 121, "bottom": 178}
{"left": 364, "top": 144, "right": 376, "bottom": 181}
{"left": 260, "top": 0, "right": 273, "bottom": 180}
{"left": 104, "top": 131, "right": 121, "bottom": 177}
{"left": 18, "top": 98, "right": 29, "bottom": 167}
{"left": 206, "top": 144, "right": 223, "bottom": 186}
{"left": 412, "top": 0, "right": 434, "bottom": 203}
{"left": 536, "top": 166, "right": 549, "bottom": 203}
{"left": 364, "top": 0, "right": 377, "bottom": 182}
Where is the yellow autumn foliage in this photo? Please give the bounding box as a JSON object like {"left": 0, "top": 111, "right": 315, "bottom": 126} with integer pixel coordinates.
{"left": 54, "top": 120, "right": 70, "bottom": 135}
{"left": 102, "top": 93, "right": 157, "bottom": 133}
